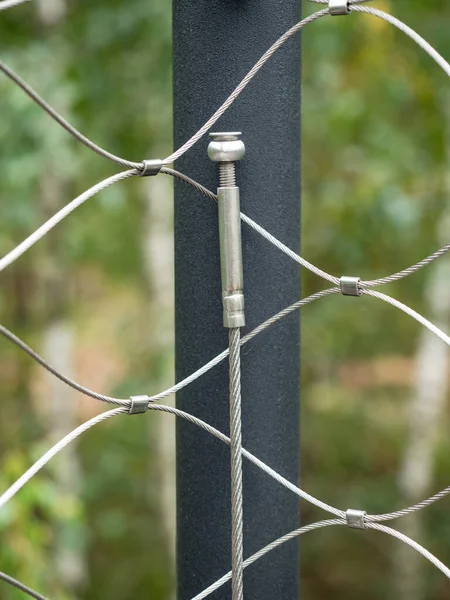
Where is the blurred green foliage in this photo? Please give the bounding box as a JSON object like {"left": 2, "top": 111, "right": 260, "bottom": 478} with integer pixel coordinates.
{"left": 301, "top": 2, "right": 450, "bottom": 598}
{"left": 0, "top": 0, "right": 450, "bottom": 598}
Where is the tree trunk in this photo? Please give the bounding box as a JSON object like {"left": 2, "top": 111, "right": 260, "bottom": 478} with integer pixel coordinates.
{"left": 393, "top": 93, "right": 450, "bottom": 599}
{"left": 143, "top": 175, "right": 176, "bottom": 593}
{"left": 38, "top": 147, "right": 86, "bottom": 592}
{"left": 43, "top": 320, "right": 86, "bottom": 590}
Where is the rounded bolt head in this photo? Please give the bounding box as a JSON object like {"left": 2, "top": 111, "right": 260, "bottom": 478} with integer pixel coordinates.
{"left": 208, "top": 131, "right": 245, "bottom": 163}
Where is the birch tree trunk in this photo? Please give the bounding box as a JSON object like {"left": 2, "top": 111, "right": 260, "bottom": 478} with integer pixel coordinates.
{"left": 36, "top": 0, "right": 86, "bottom": 581}
{"left": 38, "top": 163, "right": 87, "bottom": 592}
{"left": 394, "top": 260, "right": 450, "bottom": 599}
{"left": 43, "top": 322, "right": 86, "bottom": 589}
{"left": 393, "top": 93, "right": 450, "bottom": 600}
{"left": 143, "top": 175, "right": 176, "bottom": 593}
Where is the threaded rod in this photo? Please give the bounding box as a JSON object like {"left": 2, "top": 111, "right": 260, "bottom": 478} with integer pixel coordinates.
{"left": 219, "top": 162, "right": 236, "bottom": 187}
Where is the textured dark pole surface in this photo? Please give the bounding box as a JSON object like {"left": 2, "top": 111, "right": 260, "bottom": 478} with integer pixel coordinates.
{"left": 174, "top": 2, "right": 301, "bottom": 599}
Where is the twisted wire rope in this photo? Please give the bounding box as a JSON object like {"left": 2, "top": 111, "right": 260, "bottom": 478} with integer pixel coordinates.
{"left": 0, "top": 288, "right": 339, "bottom": 411}
{"left": 164, "top": 2, "right": 450, "bottom": 163}
{"left": 1, "top": 397, "right": 450, "bottom": 595}
{"left": 2, "top": 2, "right": 449, "bottom": 171}
{"left": 229, "top": 329, "right": 244, "bottom": 600}
{"left": 161, "top": 167, "right": 339, "bottom": 284}
{"left": 193, "top": 519, "right": 450, "bottom": 600}
{"left": 0, "top": 386, "right": 448, "bottom": 600}
{"left": 2, "top": 165, "right": 450, "bottom": 565}
{"left": 145, "top": 405, "right": 346, "bottom": 518}
{"left": 3, "top": 285, "right": 450, "bottom": 521}
{"left": 0, "top": 325, "right": 128, "bottom": 406}
{"left": 361, "top": 243, "right": 450, "bottom": 288}
{"left": 145, "top": 405, "right": 450, "bottom": 529}
{"left": 191, "top": 519, "right": 347, "bottom": 600}
{"left": 365, "top": 523, "right": 450, "bottom": 580}
{"left": 163, "top": 167, "right": 450, "bottom": 294}
{"left": 0, "top": 402, "right": 344, "bottom": 527}
{"left": 163, "top": 9, "right": 330, "bottom": 163}
{"left": 361, "top": 289, "right": 450, "bottom": 347}
{"left": 0, "top": 169, "right": 138, "bottom": 274}
{"left": 0, "top": 571, "right": 49, "bottom": 600}
{"left": 2, "top": 169, "right": 450, "bottom": 591}
{"left": 0, "top": 61, "right": 142, "bottom": 170}
{"left": 2, "top": 390, "right": 448, "bottom": 530}
{"left": 0, "top": 0, "right": 30, "bottom": 11}
{"left": 161, "top": 5, "right": 450, "bottom": 579}
{"left": 3, "top": 162, "right": 450, "bottom": 302}
{"left": 351, "top": 6, "right": 450, "bottom": 79}
{"left": 147, "top": 287, "right": 341, "bottom": 402}
{"left": 0, "top": 407, "right": 127, "bottom": 511}
{"left": 368, "top": 484, "right": 450, "bottom": 523}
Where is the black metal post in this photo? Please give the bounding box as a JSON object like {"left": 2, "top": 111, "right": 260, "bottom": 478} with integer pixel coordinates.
{"left": 174, "top": 2, "right": 301, "bottom": 599}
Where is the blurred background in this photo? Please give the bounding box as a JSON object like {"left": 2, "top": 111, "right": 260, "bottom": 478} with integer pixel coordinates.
{"left": 0, "top": 0, "right": 449, "bottom": 598}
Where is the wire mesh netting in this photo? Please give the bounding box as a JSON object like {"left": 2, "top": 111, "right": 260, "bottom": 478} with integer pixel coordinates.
{"left": 1, "top": 0, "right": 450, "bottom": 598}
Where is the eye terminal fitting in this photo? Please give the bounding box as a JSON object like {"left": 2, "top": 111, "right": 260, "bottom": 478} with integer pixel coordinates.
{"left": 208, "top": 132, "right": 246, "bottom": 163}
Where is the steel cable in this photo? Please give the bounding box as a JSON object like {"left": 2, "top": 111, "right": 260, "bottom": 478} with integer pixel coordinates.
{"left": 3, "top": 274, "right": 450, "bottom": 531}
{"left": 165, "top": 4, "right": 450, "bottom": 164}
{"left": 2, "top": 161, "right": 448, "bottom": 296}
{"left": 0, "top": 0, "right": 30, "bottom": 11}
{"left": 0, "top": 396, "right": 448, "bottom": 595}
{"left": 162, "top": 167, "right": 450, "bottom": 290}
{"left": 147, "top": 404, "right": 450, "bottom": 531}
{"left": 0, "top": 289, "right": 338, "bottom": 411}
{"left": 164, "top": 9, "right": 330, "bottom": 163}
{"left": 0, "top": 400, "right": 344, "bottom": 519}
{"left": 192, "top": 518, "right": 450, "bottom": 600}
{"left": 0, "top": 61, "right": 142, "bottom": 169}
{"left": 229, "top": 328, "right": 244, "bottom": 600}
{"left": 1, "top": 395, "right": 449, "bottom": 586}
{"left": 0, "top": 407, "right": 127, "bottom": 511}
{"left": 365, "top": 523, "right": 450, "bottom": 580}
{"left": 367, "top": 484, "right": 450, "bottom": 523}
{"left": 2, "top": 0, "right": 450, "bottom": 592}
{"left": 0, "top": 571, "right": 49, "bottom": 600}
{"left": 161, "top": 167, "right": 339, "bottom": 284}
{"left": 0, "top": 169, "right": 137, "bottom": 274}
{"left": 146, "top": 288, "right": 340, "bottom": 403}
{"left": 191, "top": 519, "right": 346, "bottom": 600}
{"left": 351, "top": 6, "right": 450, "bottom": 79}
{"left": 0, "top": 325, "right": 128, "bottom": 406}
{"left": 361, "top": 289, "right": 450, "bottom": 347}
{"left": 361, "top": 243, "right": 450, "bottom": 288}
{"left": 147, "top": 404, "right": 345, "bottom": 518}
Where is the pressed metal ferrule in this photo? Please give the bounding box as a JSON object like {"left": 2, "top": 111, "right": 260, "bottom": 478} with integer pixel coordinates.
{"left": 129, "top": 395, "right": 149, "bottom": 415}
{"left": 340, "top": 276, "right": 361, "bottom": 297}
{"left": 346, "top": 509, "right": 367, "bottom": 530}
{"left": 329, "top": 0, "right": 349, "bottom": 15}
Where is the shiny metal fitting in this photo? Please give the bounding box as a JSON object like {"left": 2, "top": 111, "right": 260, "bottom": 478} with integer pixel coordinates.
{"left": 208, "top": 132, "right": 246, "bottom": 163}
{"left": 329, "top": 0, "right": 349, "bottom": 15}
{"left": 223, "top": 293, "right": 245, "bottom": 329}
{"left": 346, "top": 509, "right": 367, "bottom": 530}
{"left": 129, "top": 395, "right": 149, "bottom": 415}
{"left": 139, "top": 159, "right": 163, "bottom": 177}
{"left": 209, "top": 132, "right": 246, "bottom": 329}
{"left": 340, "top": 276, "right": 361, "bottom": 297}
{"left": 218, "top": 187, "right": 245, "bottom": 328}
